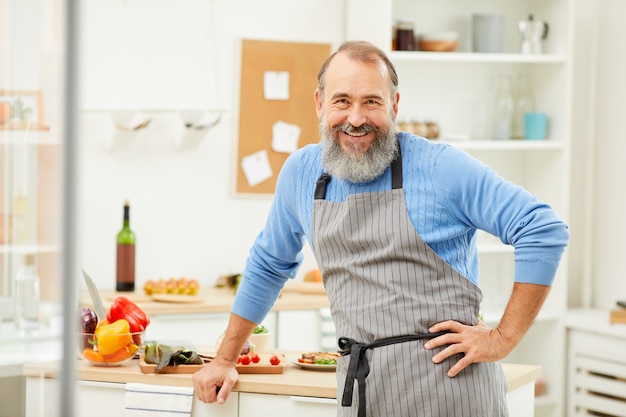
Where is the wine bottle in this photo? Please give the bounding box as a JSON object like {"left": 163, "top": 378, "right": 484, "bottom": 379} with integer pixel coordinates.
{"left": 116, "top": 200, "right": 136, "bottom": 292}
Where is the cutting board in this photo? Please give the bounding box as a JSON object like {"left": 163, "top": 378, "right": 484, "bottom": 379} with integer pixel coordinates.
{"left": 139, "top": 353, "right": 286, "bottom": 374}
{"left": 610, "top": 308, "right": 626, "bottom": 324}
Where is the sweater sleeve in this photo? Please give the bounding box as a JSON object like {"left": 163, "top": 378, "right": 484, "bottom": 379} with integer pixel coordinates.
{"left": 434, "top": 145, "right": 569, "bottom": 286}
{"left": 231, "top": 151, "right": 308, "bottom": 323}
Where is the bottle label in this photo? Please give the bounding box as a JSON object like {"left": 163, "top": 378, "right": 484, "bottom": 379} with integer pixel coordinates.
{"left": 116, "top": 244, "right": 135, "bottom": 286}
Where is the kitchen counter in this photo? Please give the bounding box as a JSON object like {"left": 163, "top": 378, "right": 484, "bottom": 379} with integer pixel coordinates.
{"left": 79, "top": 285, "right": 330, "bottom": 316}
{"left": 23, "top": 357, "right": 539, "bottom": 398}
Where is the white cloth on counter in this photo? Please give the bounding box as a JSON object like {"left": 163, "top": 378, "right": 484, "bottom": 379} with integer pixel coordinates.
{"left": 125, "top": 383, "right": 194, "bottom": 417}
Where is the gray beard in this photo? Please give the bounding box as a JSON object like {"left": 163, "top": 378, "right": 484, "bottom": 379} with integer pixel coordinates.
{"left": 320, "top": 121, "right": 398, "bottom": 183}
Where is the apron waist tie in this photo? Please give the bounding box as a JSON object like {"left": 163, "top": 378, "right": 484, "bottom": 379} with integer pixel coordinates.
{"left": 338, "top": 332, "right": 449, "bottom": 417}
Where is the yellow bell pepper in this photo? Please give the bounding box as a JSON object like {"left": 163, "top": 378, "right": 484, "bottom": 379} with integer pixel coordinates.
{"left": 94, "top": 319, "right": 132, "bottom": 355}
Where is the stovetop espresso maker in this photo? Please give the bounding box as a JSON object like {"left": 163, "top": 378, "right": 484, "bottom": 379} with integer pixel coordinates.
{"left": 518, "top": 14, "right": 549, "bottom": 54}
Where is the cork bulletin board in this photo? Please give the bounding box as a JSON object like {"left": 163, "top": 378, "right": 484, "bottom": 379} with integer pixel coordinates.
{"left": 236, "top": 39, "right": 331, "bottom": 194}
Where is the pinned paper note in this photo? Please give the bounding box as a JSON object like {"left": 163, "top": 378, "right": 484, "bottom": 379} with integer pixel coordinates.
{"left": 241, "top": 150, "right": 273, "bottom": 187}
{"left": 271, "top": 121, "right": 301, "bottom": 154}
{"left": 264, "top": 71, "right": 290, "bottom": 100}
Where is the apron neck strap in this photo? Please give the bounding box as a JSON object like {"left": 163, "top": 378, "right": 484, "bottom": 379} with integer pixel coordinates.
{"left": 315, "top": 141, "right": 402, "bottom": 200}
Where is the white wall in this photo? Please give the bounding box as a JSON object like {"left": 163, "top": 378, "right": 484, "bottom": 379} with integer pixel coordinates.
{"left": 76, "top": 0, "right": 346, "bottom": 291}
{"left": 568, "top": 0, "right": 626, "bottom": 309}
{"left": 587, "top": 0, "right": 626, "bottom": 308}
{"left": 73, "top": 0, "right": 626, "bottom": 310}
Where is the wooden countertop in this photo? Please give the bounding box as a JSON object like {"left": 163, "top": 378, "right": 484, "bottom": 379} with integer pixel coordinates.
{"left": 79, "top": 284, "right": 330, "bottom": 316}
{"left": 23, "top": 358, "right": 540, "bottom": 398}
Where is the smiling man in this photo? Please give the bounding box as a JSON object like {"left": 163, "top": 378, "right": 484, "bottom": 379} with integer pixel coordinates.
{"left": 192, "top": 41, "right": 569, "bottom": 417}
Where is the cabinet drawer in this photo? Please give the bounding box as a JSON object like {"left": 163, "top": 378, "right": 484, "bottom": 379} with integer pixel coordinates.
{"left": 569, "top": 330, "right": 626, "bottom": 417}
{"left": 239, "top": 392, "right": 337, "bottom": 417}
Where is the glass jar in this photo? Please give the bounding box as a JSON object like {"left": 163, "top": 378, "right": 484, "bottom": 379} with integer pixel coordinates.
{"left": 491, "top": 74, "right": 514, "bottom": 140}
{"left": 511, "top": 73, "right": 535, "bottom": 139}
{"left": 395, "top": 20, "right": 415, "bottom": 51}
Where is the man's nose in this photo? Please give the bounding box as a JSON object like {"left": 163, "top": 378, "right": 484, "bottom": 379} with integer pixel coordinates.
{"left": 346, "top": 105, "right": 367, "bottom": 127}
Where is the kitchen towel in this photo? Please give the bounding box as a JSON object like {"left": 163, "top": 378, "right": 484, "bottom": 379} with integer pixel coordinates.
{"left": 125, "top": 383, "right": 194, "bottom": 417}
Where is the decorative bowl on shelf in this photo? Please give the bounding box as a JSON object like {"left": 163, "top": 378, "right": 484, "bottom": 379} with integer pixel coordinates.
{"left": 78, "top": 331, "right": 144, "bottom": 367}
{"left": 418, "top": 31, "right": 459, "bottom": 52}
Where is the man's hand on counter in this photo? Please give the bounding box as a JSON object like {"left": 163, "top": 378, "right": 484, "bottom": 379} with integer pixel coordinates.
{"left": 192, "top": 313, "right": 257, "bottom": 404}
{"left": 192, "top": 356, "right": 239, "bottom": 404}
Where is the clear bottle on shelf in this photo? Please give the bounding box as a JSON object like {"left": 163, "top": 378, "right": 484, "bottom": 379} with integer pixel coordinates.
{"left": 491, "top": 74, "right": 514, "bottom": 140}
{"left": 511, "top": 73, "right": 535, "bottom": 139}
{"left": 14, "top": 253, "right": 40, "bottom": 332}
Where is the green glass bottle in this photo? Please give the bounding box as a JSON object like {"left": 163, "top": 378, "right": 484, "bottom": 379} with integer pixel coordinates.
{"left": 116, "top": 200, "right": 136, "bottom": 291}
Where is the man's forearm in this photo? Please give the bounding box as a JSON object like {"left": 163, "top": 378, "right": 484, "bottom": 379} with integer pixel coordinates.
{"left": 215, "top": 313, "right": 258, "bottom": 364}
{"left": 496, "top": 282, "right": 551, "bottom": 353}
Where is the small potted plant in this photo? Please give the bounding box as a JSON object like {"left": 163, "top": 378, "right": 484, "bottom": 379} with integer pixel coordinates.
{"left": 248, "top": 324, "right": 271, "bottom": 353}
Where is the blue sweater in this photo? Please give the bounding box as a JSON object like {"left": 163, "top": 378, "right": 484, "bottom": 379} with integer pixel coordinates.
{"left": 232, "top": 133, "right": 569, "bottom": 324}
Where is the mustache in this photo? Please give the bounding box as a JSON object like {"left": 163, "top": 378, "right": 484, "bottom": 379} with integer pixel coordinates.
{"left": 330, "top": 123, "right": 378, "bottom": 135}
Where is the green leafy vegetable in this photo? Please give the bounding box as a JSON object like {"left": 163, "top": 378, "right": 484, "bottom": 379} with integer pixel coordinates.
{"left": 144, "top": 343, "right": 203, "bottom": 372}
{"left": 252, "top": 325, "right": 269, "bottom": 334}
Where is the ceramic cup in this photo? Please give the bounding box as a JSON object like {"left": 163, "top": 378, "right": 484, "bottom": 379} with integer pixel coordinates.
{"left": 472, "top": 14, "right": 504, "bottom": 53}
{"left": 524, "top": 112, "right": 548, "bottom": 140}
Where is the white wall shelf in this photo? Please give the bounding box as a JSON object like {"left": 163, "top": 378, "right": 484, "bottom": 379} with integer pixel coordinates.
{"left": 389, "top": 51, "right": 567, "bottom": 64}
{"left": 0, "top": 244, "right": 60, "bottom": 255}
{"left": 437, "top": 140, "right": 564, "bottom": 151}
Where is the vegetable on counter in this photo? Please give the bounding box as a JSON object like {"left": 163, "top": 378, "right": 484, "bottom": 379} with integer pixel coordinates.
{"left": 252, "top": 324, "right": 269, "bottom": 334}
{"left": 106, "top": 296, "right": 150, "bottom": 333}
{"left": 144, "top": 343, "right": 203, "bottom": 372}
{"left": 78, "top": 307, "right": 99, "bottom": 350}
{"left": 79, "top": 307, "right": 98, "bottom": 334}
{"left": 93, "top": 319, "right": 133, "bottom": 356}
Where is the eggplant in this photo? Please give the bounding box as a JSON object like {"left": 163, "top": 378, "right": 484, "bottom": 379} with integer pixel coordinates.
{"left": 78, "top": 307, "right": 98, "bottom": 350}
{"left": 79, "top": 307, "right": 98, "bottom": 334}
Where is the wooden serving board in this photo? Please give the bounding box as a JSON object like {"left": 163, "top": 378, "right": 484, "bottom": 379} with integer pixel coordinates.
{"left": 150, "top": 294, "right": 206, "bottom": 304}
{"left": 139, "top": 353, "right": 286, "bottom": 374}
{"left": 106, "top": 293, "right": 205, "bottom": 304}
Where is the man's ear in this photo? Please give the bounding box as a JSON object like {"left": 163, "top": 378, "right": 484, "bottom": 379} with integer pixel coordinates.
{"left": 314, "top": 89, "right": 323, "bottom": 119}
{"left": 392, "top": 92, "right": 400, "bottom": 119}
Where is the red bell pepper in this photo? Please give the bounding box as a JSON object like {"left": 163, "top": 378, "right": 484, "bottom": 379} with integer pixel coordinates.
{"left": 106, "top": 296, "right": 150, "bottom": 333}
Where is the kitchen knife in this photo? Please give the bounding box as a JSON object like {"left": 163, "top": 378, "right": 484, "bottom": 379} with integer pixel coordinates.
{"left": 82, "top": 269, "right": 107, "bottom": 320}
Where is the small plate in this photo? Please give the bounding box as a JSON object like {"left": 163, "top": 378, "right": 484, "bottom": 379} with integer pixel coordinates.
{"left": 290, "top": 359, "right": 336, "bottom": 372}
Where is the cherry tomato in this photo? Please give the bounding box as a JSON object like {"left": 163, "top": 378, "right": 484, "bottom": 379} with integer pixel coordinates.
{"left": 269, "top": 355, "right": 280, "bottom": 366}
{"left": 240, "top": 354, "right": 251, "bottom": 365}
{"left": 250, "top": 352, "right": 260, "bottom": 363}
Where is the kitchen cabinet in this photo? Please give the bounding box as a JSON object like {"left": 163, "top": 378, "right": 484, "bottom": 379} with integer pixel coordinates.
{"left": 566, "top": 309, "right": 626, "bottom": 417}
{"left": 239, "top": 393, "right": 336, "bottom": 417}
{"left": 25, "top": 379, "right": 239, "bottom": 417}
{"left": 24, "top": 359, "right": 540, "bottom": 417}
{"left": 346, "top": 1, "right": 573, "bottom": 417}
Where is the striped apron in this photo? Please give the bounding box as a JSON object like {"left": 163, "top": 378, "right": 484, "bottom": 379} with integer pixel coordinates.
{"left": 311, "top": 147, "right": 508, "bottom": 417}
